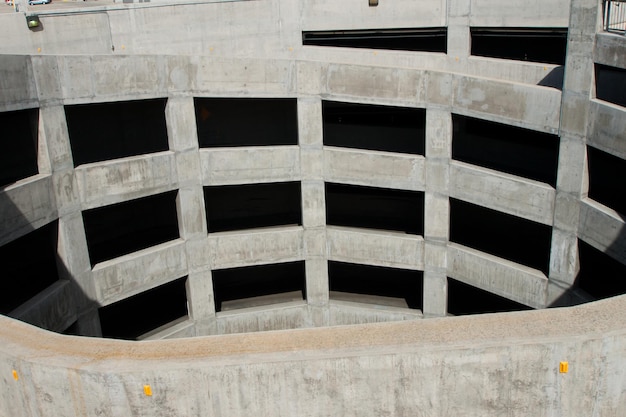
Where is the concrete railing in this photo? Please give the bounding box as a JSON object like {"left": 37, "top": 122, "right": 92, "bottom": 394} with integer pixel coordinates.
{"left": 1, "top": 295, "right": 626, "bottom": 416}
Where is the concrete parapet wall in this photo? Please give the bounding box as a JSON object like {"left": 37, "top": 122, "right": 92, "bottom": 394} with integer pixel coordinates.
{"left": 1, "top": 295, "right": 625, "bottom": 417}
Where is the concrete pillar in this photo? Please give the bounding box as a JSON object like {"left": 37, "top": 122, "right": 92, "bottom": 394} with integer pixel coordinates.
{"left": 298, "top": 97, "right": 329, "bottom": 327}
{"left": 423, "top": 109, "right": 451, "bottom": 317}
{"left": 166, "top": 96, "right": 214, "bottom": 333}
{"left": 447, "top": 0, "right": 471, "bottom": 72}
{"left": 548, "top": 0, "right": 600, "bottom": 306}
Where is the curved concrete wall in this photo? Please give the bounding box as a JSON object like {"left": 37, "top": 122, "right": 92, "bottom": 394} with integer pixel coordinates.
{"left": 1, "top": 0, "right": 626, "bottom": 413}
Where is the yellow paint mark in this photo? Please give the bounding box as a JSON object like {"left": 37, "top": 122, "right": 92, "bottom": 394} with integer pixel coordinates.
{"left": 12, "top": 370, "right": 18, "bottom": 381}
{"left": 143, "top": 385, "right": 152, "bottom": 396}
{"left": 37, "top": 47, "right": 41, "bottom": 53}
{"left": 121, "top": 45, "right": 126, "bottom": 50}
{"left": 559, "top": 362, "right": 568, "bottom": 373}
{"left": 289, "top": 47, "right": 293, "bottom": 52}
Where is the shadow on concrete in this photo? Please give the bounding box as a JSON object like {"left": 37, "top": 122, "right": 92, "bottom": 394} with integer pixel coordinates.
{"left": 537, "top": 66, "right": 565, "bottom": 89}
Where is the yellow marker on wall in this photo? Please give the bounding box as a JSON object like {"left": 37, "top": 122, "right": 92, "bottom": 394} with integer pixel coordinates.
{"left": 12, "top": 370, "right": 18, "bottom": 381}
{"left": 559, "top": 362, "right": 569, "bottom": 373}
{"left": 143, "top": 385, "right": 152, "bottom": 396}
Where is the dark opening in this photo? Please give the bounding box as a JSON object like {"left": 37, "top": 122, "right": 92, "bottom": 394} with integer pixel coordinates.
{"left": 303, "top": 28, "right": 447, "bottom": 53}
{"left": 195, "top": 98, "right": 298, "bottom": 147}
{"left": 322, "top": 101, "right": 425, "bottom": 155}
{"left": 0, "top": 221, "right": 59, "bottom": 314}
{"left": 205, "top": 182, "right": 302, "bottom": 233}
{"left": 452, "top": 114, "right": 560, "bottom": 187}
{"left": 588, "top": 145, "right": 626, "bottom": 215}
{"left": 325, "top": 182, "right": 424, "bottom": 235}
{"left": 595, "top": 64, "right": 626, "bottom": 107}
{"left": 449, "top": 198, "right": 552, "bottom": 274}
{"left": 65, "top": 98, "right": 169, "bottom": 167}
{"left": 98, "top": 276, "right": 188, "bottom": 340}
{"left": 82, "top": 191, "right": 180, "bottom": 266}
{"left": 328, "top": 261, "right": 422, "bottom": 309}
{"left": 447, "top": 277, "right": 533, "bottom": 316}
{"left": 577, "top": 240, "right": 626, "bottom": 300}
{"left": 212, "top": 261, "right": 306, "bottom": 312}
{"left": 0, "top": 108, "right": 38, "bottom": 188}
{"left": 470, "top": 28, "right": 568, "bottom": 65}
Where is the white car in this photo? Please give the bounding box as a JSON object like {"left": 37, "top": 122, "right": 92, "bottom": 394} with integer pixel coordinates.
{"left": 5, "top": 0, "right": 52, "bottom": 4}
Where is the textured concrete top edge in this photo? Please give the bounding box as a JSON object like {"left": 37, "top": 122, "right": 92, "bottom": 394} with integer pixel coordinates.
{"left": 1, "top": 295, "right": 625, "bottom": 367}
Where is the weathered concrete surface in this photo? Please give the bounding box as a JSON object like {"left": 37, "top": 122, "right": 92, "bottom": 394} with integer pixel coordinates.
{"left": 1, "top": 295, "right": 625, "bottom": 417}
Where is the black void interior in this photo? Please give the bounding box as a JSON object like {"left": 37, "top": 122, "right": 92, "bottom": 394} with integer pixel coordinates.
{"left": 194, "top": 98, "right": 298, "bottom": 147}
{"left": 449, "top": 198, "right": 552, "bottom": 274}
{"left": 325, "top": 182, "right": 424, "bottom": 235}
{"left": 452, "top": 114, "right": 560, "bottom": 187}
{"left": 587, "top": 145, "right": 626, "bottom": 216}
{"left": 0, "top": 221, "right": 59, "bottom": 314}
{"left": 470, "top": 28, "right": 568, "bottom": 65}
{"left": 595, "top": 64, "right": 626, "bottom": 107}
{"left": 447, "top": 277, "right": 532, "bottom": 316}
{"left": 0, "top": 108, "right": 38, "bottom": 188}
{"left": 212, "top": 261, "right": 306, "bottom": 312}
{"left": 98, "top": 276, "right": 188, "bottom": 340}
{"left": 328, "top": 261, "right": 423, "bottom": 309}
{"left": 204, "top": 182, "right": 302, "bottom": 233}
{"left": 322, "top": 101, "right": 425, "bottom": 155}
{"left": 65, "top": 98, "right": 169, "bottom": 166}
{"left": 82, "top": 191, "right": 180, "bottom": 266}
{"left": 577, "top": 240, "right": 626, "bottom": 299}
{"left": 303, "top": 28, "right": 447, "bottom": 53}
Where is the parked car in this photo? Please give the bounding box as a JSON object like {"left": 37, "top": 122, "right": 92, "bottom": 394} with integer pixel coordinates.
{"left": 5, "top": 0, "right": 52, "bottom": 5}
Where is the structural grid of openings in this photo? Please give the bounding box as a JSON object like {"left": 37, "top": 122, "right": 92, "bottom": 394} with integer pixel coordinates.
{"left": 0, "top": 221, "right": 59, "bottom": 315}
{"left": 325, "top": 182, "right": 424, "bottom": 235}
{"left": 98, "top": 276, "right": 189, "bottom": 340}
{"left": 328, "top": 261, "right": 423, "bottom": 310}
{"left": 0, "top": 108, "right": 38, "bottom": 188}
{"left": 204, "top": 182, "right": 302, "bottom": 233}
{"left": 449, "top": 198, "right": 552, "bottom": 275}
{"left": 587, "top": 145, "right": 626, "bottom": 215}
{"left": 194, "top": 98, "right": 298, "bottom": 148}
{"left": 64, "top": 98, "right": 169, "bottom": 167}
{"left": 82, "top": 190, "right": 180, "bottom": 266}
{"left": 447, "top": 277, "right": 532, "bottom": 316}
{"left": 595, "top": 64, "right": 626, "bottom": 107}
{"left": 470, "top": 28, "right": 568, "bottom": 65}
{"left": 212, "top": 261, "right": 306, "bottom": 312}
{"left": 302, "top": 27, "right": 447, "bottom": 53}
{"left": 322, "top": 101, "right": 425, "bottom": 155}
{"left": 577, "top": 239, "right": 626, "bottom": 300}
{"left": 452, "top": 114, "right": 560, "bottom": 187}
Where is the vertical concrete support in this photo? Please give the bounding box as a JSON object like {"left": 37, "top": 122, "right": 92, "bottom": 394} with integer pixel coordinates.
{"left": 299, "top": 97, "right": 329, "bottom": 326}
{"left": 548, "top": 0, "right": 600, "bottom": 306}
{"left": 166, "top": 96, "right": 213, "bottom": 332}
{"left": 423, "top": 109, "right": 451, "bottom": 317}
{"left": 447, "top": 0, "right": 471, "bottom": 72}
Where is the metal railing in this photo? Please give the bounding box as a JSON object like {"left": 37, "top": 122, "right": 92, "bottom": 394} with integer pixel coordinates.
{"left": 604, "top": 0, "right": 626, "bottom": 33}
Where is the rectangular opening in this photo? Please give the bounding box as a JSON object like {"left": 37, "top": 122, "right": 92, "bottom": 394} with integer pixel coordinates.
{"left": 587, "top": 145, "right": 626, "bottom": 215}
{"left": 0, "top": 108, "right": 38, "bottom": 188}
{"left": 82, "top": 191, "right": 180, "bottom": 266}
{"left": 0, "top": 221, "right": 59, "bottom": 314}
{"left": 447, "top": 277, "right": 532, "bottom": 316}
{"left": 449, "top": 198, "right": 552, "bottom": 274}
{"left": 204, "top": 182, "right": 302, "bottom": 233}
{"left": 195, "top": 98, "right": 298, "bottom": 147}
{"left": 325, "top": 182, "right": 424, "bottom": 235}
{"left": 452, "top": 114, "right": 560, "bottom": 187}
{"left": 329, "top": 261, "right": 422, "bottom": 309}
{"left": 98, "top": 276, "right": 188, "bottom": 340}
{"left": 595, "top": 64, "right": 626, "bottom": 108}
{"left": 303, "top": 28, "right": 447, "bottom": 53}
{"left": 212, "top": 261, "right": 306, "bottom": 312}
{"left": 577, "top": 239, "right": 626, "bottom": 300}
{"left": 322, "top": 101, "right": 425, "bottom": 155}
{"left": 65, "top": 98, "right": 169, "bottom": 167}
{"left": 470, "top": 27, "right": 568, "bottom": 65}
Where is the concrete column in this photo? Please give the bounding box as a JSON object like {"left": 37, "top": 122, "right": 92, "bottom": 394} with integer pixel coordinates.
{"left": 298, "top": 97, "right": 329, "bottom": 327}
{"left": 423, "top": 109, "right": 452, "bottom": 317}
{"left": 166, "top": 96, "right": 214, "bottom": 333}
{"left": 447, "top": 0, "right": 471, "bottom": 72}
{"left": 548, "top": 0, "right": 600, "bottom": 306}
